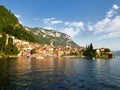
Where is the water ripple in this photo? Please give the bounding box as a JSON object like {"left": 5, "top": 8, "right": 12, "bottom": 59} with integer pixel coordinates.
{"left": 0, "top": 57, "right": 120, "bottom": 90}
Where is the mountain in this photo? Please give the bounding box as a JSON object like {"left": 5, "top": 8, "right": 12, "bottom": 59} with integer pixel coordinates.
{"left": 25, "top": 27, "right": 79, "bottom": 47}
{"left": 0, "top": 5, "right": 79, "bottom": 47}
{"left": 112, "top": 51, "right": 120, "bottom": 56}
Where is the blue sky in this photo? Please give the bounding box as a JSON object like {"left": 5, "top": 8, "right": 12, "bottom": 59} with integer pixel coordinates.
{"left": 0, "top": 0, "right": 120, "bottom": 51}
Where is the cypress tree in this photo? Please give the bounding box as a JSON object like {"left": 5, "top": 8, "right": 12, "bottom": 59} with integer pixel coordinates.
{"left": 83, "top": 43, "right": 95, "bottom": 59}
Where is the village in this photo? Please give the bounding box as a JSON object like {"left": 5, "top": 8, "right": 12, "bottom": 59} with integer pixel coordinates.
{"left": 0, "top": 33, "right": 115, "bottom": 59}
{"left": 13, "top": 36, "right": 85, "bottom": 58}
{"left": 8, "top": 34, "right": 114, "bottom": 59}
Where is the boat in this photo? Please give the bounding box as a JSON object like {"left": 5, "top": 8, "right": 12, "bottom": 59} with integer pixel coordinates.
{"left": 36, "top": 56, "right": 44, "bottom": 59}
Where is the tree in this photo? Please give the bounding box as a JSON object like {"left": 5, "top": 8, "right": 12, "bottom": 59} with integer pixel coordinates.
{"left": 11, "top": 46, "right": 19, "bottom": 55}
{"left": 0, "top": 32, "right": 6, "bottom": 51}
{"left": 83, "top": 43, "right": 95, "bottom": 59}
{"left": 4, "top": 45, "right": 12, "bottom": 55}
{"left": 5, "top": 44, "right": 19, "bottom": 55}
{"left": 6, "top": 36, "right": 19, "bottom": 55}
{"left": 8, "top": 37, "right": 13, "bottom": 46}
{"left": 90, "top": 43, "right": 93, "bottom": 51}
{"left": 104, "top": 48, "right": 111, "bottom": 52}
{"left": 2, "top": 25, "right": 14, "bottom": 35}
{"left": 31, "top": 49, "right": 36, "bottom": 55}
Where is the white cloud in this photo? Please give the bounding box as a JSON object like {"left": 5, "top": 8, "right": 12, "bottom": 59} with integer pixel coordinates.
{"left": 93, "top": 18, "right": 111, "bottom": 33}
{"left": 63, "top": 21, "right": 84, "bottom": 37}
{"left": 43, "top": 17, "right": 55, "bottom": 24}
{"left": 43, "top": 18, "right": 50, "bottom": 24}
{"left": 34, "top": 18, "right": 40, "bottom": 21}
{"left": 64, "top": 22, "right": 70, "bottom": 25}
{"left": 87, "top": 4, "right": 120, "bottom": 35}
{"left": 43, "top": 17, "right": 63, "bottom": 25}
{"left": 43, "top": 18, "right": 84, "bottom": 37}
{"left": 85, "top": 4, "right": 120, "bottom": 40}
{"left": 113, "top": 4, "right": 119, "bottom": 10}
{"left": 87, "top": 23, "right": 94, "bottom": 31}
{"left": 63, "top": 27, "right": 80, "bottom": 37}
{"left": 51, "top": 20, "right": 63, "bottom": 24}
{"left": 93, "top": 15, "right": 120, "bottom": 34}
{"left": 106, "top": 4, "right": 119, "bottom": 18}
{"left": 42, "top": 17, "right": 63, "bottom": 31}
{"left": 43, "top": 17, "right": 55, "bottom": 22}
{"left": 64, "top": 21, "right": 84, "bottom": 29}
{"left": 15, "top": 14, "right": 21, "bottom": 18}
{"left": 98, "top": 31, "right": 120, "bottom": 40}
{"left": 43, "top": 26, "right": 54, "bottom": 30}
{"left": 106, "top": 16, "right": 120, "bottom": 31}
{"left": 107, "top": 10, "right": 114, "bottom": 18}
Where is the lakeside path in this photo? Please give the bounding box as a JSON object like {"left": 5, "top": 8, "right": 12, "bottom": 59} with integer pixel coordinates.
{"left": 0, "top": 55, "right": 18, "bottom": 59}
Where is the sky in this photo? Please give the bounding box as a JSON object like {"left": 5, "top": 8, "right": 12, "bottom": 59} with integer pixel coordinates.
{"left": 0, "top": 0, "right": 120, "bottom": 51}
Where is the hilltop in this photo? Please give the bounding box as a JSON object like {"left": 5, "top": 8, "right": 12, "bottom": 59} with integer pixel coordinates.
{"left": 25, "top": 27, "right": 79, "bottom": 47}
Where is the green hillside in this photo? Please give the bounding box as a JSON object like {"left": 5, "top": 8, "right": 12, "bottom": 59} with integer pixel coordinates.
{"left": 0, "top": 6, "right": 18, "bottom": 29}
{"left": 0, "top": 5, "right": 37, "bottom": 42}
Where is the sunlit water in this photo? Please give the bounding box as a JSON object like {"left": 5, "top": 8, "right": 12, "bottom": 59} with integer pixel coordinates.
{"left": 0, "top": 56, "right": 120, "bottom": 90}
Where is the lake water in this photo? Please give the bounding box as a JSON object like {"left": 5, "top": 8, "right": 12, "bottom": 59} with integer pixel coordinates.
{"left": 0, "top": 56, "right": 120, "bottom": 90}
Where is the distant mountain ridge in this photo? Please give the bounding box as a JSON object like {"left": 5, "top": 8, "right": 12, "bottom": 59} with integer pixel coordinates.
{"left": 112, "top": 51, "right": 120, "bottom": 56}
{"left": 25, "top": 27, "right": 79, "bottom": 47}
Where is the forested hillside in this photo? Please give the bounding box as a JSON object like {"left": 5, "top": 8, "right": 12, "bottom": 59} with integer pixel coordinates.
{"left": 0, "top": 5, "right": 37, "bottom": 42}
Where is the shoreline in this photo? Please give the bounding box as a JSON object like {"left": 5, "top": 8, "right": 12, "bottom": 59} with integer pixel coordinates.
{"left": 0, "top": 54, "right": 115, "bottom": 59}
{"left": 0, "top": 55, "right": 19, "bottom": 59}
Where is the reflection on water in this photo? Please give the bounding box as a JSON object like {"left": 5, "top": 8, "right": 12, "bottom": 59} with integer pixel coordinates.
{"left": 0, "top": 57, "right": 120, "bottom": 90}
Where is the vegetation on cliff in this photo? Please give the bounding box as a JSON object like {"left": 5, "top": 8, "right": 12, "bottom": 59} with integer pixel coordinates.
{"left": 0, "top": 5, "right": 38, "bottom": 43}
{"left": 0, "top": 32, "right": 19, "bottom": 56}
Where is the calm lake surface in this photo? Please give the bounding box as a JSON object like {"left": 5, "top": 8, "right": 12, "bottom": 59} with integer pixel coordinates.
{"left": 0, "top": 56, "right": 120, "bottom": 90}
